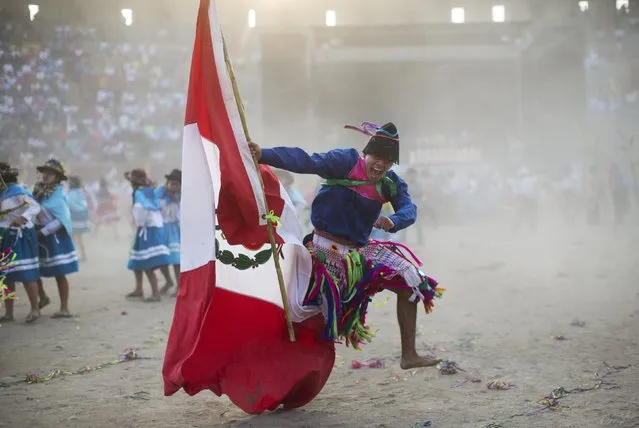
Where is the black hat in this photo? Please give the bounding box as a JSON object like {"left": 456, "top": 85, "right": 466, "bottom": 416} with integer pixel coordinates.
{"left": 164, "top": 169, "right": 182, "bottom": 183}
{"left": 0, "top": 162, "right": 19, "bottom": 180}
{"left": 36, "top": 158, "right": 67, "bottom": 180}
{"left": 362, "top": 122, "right": 400, "bottom": 164}
{"left": 124, "top": 168, "right": 150, "bottom": 185}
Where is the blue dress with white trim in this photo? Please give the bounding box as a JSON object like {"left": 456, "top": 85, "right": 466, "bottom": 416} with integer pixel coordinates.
{"left": 127, "top": 186, "right": 171, "bottom": 271}
{"left": 0, "top": 184, "right": 41, "bottom": 283}
{"left": 35, "top": 185, "right": 79, "bottom": 278}
{"left": 68, "top": 188, "right": 91, "bottom": 235}
{"left": 156, "top": 186, "right": 180, "bottom": 265}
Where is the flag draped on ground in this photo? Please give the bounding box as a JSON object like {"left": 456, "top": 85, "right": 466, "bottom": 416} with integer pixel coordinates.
{"left": 162, "top": 0, "right": 335, "bottom": 414}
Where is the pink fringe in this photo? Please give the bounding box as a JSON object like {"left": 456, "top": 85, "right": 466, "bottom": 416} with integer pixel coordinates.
{"left": 368, "top": 239, "right": 423, "bottom": 267}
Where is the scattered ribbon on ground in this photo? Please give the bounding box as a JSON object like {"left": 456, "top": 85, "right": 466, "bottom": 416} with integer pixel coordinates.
{"left": 526, "top": 362, "right": 630, "bottom": 415}
{"left": 484, "top": 361, "right": 633, "bottom": 426}
{"left": 0, "top": 348, "right": 155, "bottom": 388}
{"left": 437, "top": 360, "right": 465, "bottom": 375}
{"left": 351, "top": 358, "right": 384, "bottom": 369}
{"left": 487, "top": 379, "right": 514, "bottom": 390}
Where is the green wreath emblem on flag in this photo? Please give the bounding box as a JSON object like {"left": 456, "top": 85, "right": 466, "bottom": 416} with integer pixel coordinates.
{"left": 215, "top": 238, "right": 273, "bottom": 270}
{"left": 213, "top": 210, "right": 281, "bottom": 270}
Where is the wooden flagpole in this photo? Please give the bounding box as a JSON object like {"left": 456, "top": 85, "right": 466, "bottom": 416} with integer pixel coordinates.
{"left": 222, "top": 36, "right": 296, "bottom": 342}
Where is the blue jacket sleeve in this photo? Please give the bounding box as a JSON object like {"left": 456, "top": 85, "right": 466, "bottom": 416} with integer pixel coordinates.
{"left": 387, "top": 172, "right": 417, "bottom": 233}
{"left": 259, "top": 147, "right": 358, "bottom": 179}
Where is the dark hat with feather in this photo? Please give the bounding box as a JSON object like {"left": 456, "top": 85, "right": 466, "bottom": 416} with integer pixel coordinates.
{"left": 345, "top": 121, "right": 400, "bottom": 164}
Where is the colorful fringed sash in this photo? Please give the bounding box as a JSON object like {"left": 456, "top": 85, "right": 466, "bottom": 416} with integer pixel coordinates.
{"left": 304, "top": 239, "right": 444, "bottom": 349}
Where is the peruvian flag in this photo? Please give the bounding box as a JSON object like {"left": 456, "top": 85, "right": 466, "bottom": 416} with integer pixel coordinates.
{"left": 162, "top": 0, "right": 335, "bottom": 415}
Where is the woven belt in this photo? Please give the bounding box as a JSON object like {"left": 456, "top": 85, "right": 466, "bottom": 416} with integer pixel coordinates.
{"left": 313, "top": 229, "right": 358, "bottom": 247}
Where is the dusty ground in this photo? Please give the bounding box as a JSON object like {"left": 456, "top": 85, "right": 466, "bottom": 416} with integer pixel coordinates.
{"left": 0, "top": 221, "right": 638, "bottom": 428}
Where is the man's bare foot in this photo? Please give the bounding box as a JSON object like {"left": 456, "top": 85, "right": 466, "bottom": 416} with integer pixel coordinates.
{"left": 0, "top": 315, "right": 15, "bottom": 323}
{"left": 39, "top": 296, "right": 51, "bottom": 309}
{"left": 400, "top": 355, "right": 441, "bottom": 370}
{"left": 144, "top": 295, "right": 161, "bottom": 303}
{"left": 160, "top": 282, "right": 174, "bottom": 295}
{"left": 126, "top": 291, "right": 144, "bottom": 299}
{"left": 25, "top": 311, "right": 40, "bottom": 323}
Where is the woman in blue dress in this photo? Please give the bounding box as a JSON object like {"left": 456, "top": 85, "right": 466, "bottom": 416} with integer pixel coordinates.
{"left": 156, "top": 169, "right": 181, "bottom": 296}
{"left": 68, "top": 176, "right": 91, "bottom": 261}
{"left": 0, "top": 162, "right": 42, "bottom": 323}
{"left": 33, "top": 159, "right": 79, "bottom": 319}
{"left": 124, "top": 169, "right": 171, "bottom": 302}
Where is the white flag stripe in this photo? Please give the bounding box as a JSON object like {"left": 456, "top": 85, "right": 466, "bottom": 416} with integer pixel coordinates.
{"left": 207, "top": 1, "right": 267, "bottom": 225}
{"left": 180, "top": 124, "right": 218, "bottom": 272}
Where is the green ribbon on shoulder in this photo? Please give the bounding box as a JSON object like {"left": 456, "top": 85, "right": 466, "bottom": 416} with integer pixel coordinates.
{"left": 323, "top": 176, "right": 397, "bottom": 200}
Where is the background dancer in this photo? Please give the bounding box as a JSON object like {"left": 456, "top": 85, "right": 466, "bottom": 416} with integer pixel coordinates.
{"left": 67, "top": 176, "right": 91, "bottom": 261}
{"left": 0, "top": 162, "right": 41, "bottom": 323}
{"left": 124, "top": 169, "right": 171, "bottom": 302}
{"left": 156, "top": 169, "right": 181, "bottom": 296}
{"left": 94, "top": 177, "right": 121, "bottom": 238}
{"left": 32, "top": 159, "right": 79, "bottom": 319}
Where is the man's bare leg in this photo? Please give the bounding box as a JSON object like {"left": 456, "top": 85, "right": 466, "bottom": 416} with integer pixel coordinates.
{"left": 393, "top": 289, "right": 440, "bottom": 369}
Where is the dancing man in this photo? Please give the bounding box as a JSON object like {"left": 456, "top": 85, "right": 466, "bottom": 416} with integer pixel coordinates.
{"left": 249, "top": 122, "right": 444, "bottom": 369}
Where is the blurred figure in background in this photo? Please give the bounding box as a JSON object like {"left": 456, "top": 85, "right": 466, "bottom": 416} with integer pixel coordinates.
{"left": 275, "top": 169, "right": 308, "bottom": 211}
{"left": 94, "top": 177, "right": 120, "bottom": 238}
{"left": 585, "top": 166, "right": 605, "bottom": 225}
{"left": 156, "top": 169, "right": 181, "bottom": 296}
{"left": 508, "top": 167, "right": 538, "bottom": 232}
{"left": 398, "top": 168, "right": 427, "bottom": 245}
{"left": 124, "top": 169, "right": 170, "bottom": 302}
{"left": 67, "top": 176, "right": 91, "bottom": 261}
{"left": 608, "top": 163, "right": 630, "bottom": 225}
{"left": 275, "top": 169, "right": 311, "bottom": 233}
